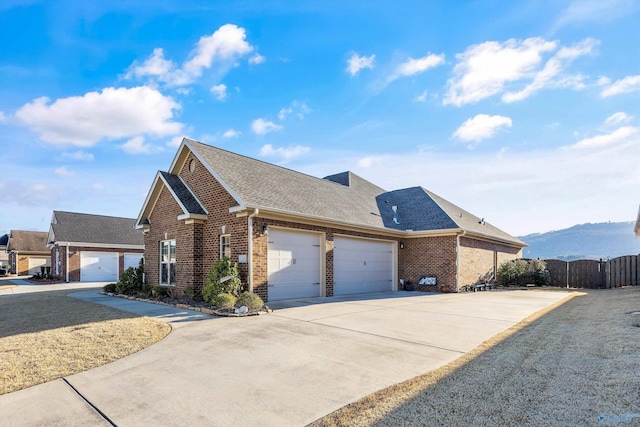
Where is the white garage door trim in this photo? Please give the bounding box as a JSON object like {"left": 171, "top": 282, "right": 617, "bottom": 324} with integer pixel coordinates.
{"left": 80, "top": 251, "right": 118, "bottom": 282}
{"left": 28, "top": 257, "right": 50, "bottom": 276}
{"left": 267, "top": 228, "right": 324, "bottom": 301}
{"left": 124, "top": 253, "right": 144, "bottom": 271}
{"left": 334, "top": 235, "right": 396, "bottom": 296}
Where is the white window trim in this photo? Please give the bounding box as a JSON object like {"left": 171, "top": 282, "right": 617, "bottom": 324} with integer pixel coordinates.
{"left": 159, "top": 239, "right": 176, "bottom": 286}
{"left": 220, "top": 234, "right": 231, "bottom": 259}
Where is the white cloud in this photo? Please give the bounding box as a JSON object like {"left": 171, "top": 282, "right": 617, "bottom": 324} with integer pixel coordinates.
{"left": 569, "top": 126, "right": 638, "bottom": 149}
{"left": 15, "top": 86, "right": 182, "bottom": 146}
{"left": 357, "top": 156, "right": 384, "bottom": 169}
{"left": 126, "top": 24, "right": 253, "bottom": 86}
{"left": 278, "top": 100, "right": 311, "bottom": 120}
{"left": 600, "top": 75, "right": 640, "bottom": 97}
{"left": 502, "top": 38, "right": 597, "bottom": 102}
{"left": 453, "top": 114, "right": 513, "bottom": 144}
{"left": 210, "top": 83, "right": 227, "bottom": 100}
{"left": 390, "top": 53, "right": 445, "bottom": 81}
{"left": 346, "top": 53, "right": 375, "bottom": 76}
{"left": 223, "top": 128, "right": 241, "bottom": 138}
{"left": 54, "top": 166, "right": 74, "bottom": 176}
{"left": 553, "top": 0, "right": 637, "bottom": 30}
{"left": 249, "top": 53, "right": 265, "bottom": 64}
{"left": 63, "top": 150, "right": 94, "bottom": 161}
{"left": 414, "top": 90, "right": 428, "bottom": 102}
{"left": 260, "top": 144, "right": 310, "bottom": 161}
{"left": 0, "top": 111, "right": 6, "bottom": 123}
{"left": 444, "top": 37, "right": 558, "bottom": 106}
{"left": 121, "top": 136, "right": 156, "bottom": 154}
{"left": 176, "top": 87, "right": 192, "bottom": 95}
{"left": 251, "top": 118, "right": 283, "bottom": 135}
{"left": 605, "top": 112, "right": 632, "bottom": 126}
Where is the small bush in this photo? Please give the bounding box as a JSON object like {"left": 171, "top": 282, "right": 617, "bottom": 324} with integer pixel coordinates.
{"left": 213, "top": 293, "right": 237, "bottom": 308}
{"left": 497, "top": 259, "right": 550, "bottom": 286}
{"left": 153, "top": 286, "right": 169, "bottom": 298}
{"left": 202, "top": 257, "right": 241, "bottom": 303}
{"left": 103, "top": 283, "right": 117, "bottom": 293}
{"left": 183, "top": 284, "right": 195, "bottom": 299}
{"left": 235, "top": 292, "right": 264, "bottom": 310}
{"left": 115, "top": 259, "right": 144, "bottom": 295}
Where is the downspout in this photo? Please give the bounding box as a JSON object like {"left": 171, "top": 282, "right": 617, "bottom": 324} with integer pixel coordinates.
{"left": 247, "top": 208, "right": 259, "bottom": 293}
{"left": 455, "top": 230, "right": 467, "bottom": 292}
{"left": 66, "top": 243, "right": 70, "bottom": 283}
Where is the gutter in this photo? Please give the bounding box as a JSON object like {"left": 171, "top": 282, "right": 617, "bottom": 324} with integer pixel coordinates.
{"left": 455, "top": 230, "right": 467, "bottom": 292}
{"left": 247, "top": 208, "right": 259, "bottom": 293}
{"left": 66, "top": 243, "right": 70, "bottom": 283}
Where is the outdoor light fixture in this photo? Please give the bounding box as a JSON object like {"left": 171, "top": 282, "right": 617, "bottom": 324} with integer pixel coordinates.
{"left": 262, "top": 224, "right": 269, "bottom": 235}
{"left": 400, "top": 242, "right": 404, "bottom": 249}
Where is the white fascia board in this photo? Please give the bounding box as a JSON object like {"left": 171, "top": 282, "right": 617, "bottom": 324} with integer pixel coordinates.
{"left": 136, "top": 172, "right": 163, "bottom": 227}
{"left": 53, "top": 242, "right": 145, "bottom": 250}
{"left": 462, "top": 230, "right": 527, "bottom": 248}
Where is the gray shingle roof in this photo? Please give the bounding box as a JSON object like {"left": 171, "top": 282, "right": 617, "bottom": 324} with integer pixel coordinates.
{"left": 50, "top": 211, "right": 143, "bottom": 246}
{"left": 159, "top": 171, "right": 207, "bottom": 215}
{"left": 184, "top": 139, "right": 524, "bottom": 246}
{"left": 7, "top": 230, "right": 49, "bottom": 253}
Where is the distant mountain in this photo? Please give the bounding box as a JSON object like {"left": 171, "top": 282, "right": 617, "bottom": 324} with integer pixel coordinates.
{"left": 518, "top": 221, "right": 640, "bottom": 260}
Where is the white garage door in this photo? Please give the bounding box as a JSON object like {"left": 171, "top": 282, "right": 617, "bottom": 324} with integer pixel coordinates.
{"left": 268, "top": 229, "right": 322, "bottom": 301}
{"left": 81, "top": 252, "right": 118, "bottom": 282}
{"left": 334, "top": 236, "right": 394, "bottom": 296}
{"left": 28, "top": 257, "right": 50, "bottom": 275}
{"left": 124, "top": 253, "right": 143, "bottom": 271}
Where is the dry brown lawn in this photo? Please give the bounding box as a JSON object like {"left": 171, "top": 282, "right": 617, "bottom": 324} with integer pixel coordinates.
{"left": 0, "top": 290, "right": 170, "bottom": 395}
{"left": 312, "top": 287, "right": 640, "bottom": 427}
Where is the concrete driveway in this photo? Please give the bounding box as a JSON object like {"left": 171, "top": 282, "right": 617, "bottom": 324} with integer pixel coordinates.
{"left": 0, "top": 289, "right": 573, "bottom": 426}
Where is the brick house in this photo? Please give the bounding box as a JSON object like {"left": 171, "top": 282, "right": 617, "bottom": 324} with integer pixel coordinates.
{"left": 47, "top": 211, "right": 144, "bottom": 282}
{"left": 6, "top": 230, "right": 50, "bottom": 276}
{"left": 137, "top": 138, "right": 525, "bottom": 301}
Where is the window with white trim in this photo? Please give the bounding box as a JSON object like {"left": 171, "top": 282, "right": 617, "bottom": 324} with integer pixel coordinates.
{"left": 160, "top": 240, "right": 176, "bottom": 285}
{"left": 220, "top": 235, "right": 231, "bottom": 259}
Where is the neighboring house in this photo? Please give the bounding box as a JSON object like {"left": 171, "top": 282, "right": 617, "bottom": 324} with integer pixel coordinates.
{"left": 47, "top": 211, "right": 145, "bottom": 282}
{"left": 6, "top": 230, "right": 50, "bottom": 276}
{"left": 137, "top": 138, "right": 526, "bottom": 302}
{"left": 0, "top": 234, "right": 8, "bottom": 266}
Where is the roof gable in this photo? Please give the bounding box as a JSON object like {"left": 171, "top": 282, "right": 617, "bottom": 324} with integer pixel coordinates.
{"left": 49, "top": 211, "right": 143, "bottom": 246}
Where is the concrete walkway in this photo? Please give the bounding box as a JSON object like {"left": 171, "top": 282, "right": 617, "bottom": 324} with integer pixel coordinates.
{"left": 0, "top": 288, "right": 574, "bottom": 426}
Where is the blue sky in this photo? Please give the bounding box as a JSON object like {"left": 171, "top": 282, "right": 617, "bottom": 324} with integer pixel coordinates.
{"left": 1, "top": 0, "right": 639, "bottom": 237}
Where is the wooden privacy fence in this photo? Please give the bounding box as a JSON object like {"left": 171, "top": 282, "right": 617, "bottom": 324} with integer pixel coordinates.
{"left": 543, "top": 255, "right": 640, "bottom": 289}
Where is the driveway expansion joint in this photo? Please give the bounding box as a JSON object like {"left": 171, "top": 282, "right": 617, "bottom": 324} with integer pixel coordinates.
{"left": 62, "top": 378, "right": 117, "bottom": 427}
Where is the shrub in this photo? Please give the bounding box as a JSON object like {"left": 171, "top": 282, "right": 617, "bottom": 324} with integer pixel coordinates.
{"left": 235, "top": 292, "right": 264, "bottom": 310}
{"left": 497, "top": 259, "right": 550, "bottom": 286}
{"left": 116, "top": 259, "right": 144, "bottom": 295}
{"left": 202, "top": 257, "right": 241, "bottom": 303}
{"left": 213, "top": 293, "right": 236, "bottom": 308}
{"left": 183, "top": 284, "right": 195, "bottom": 299}
{"left": 103, "top": 283, "right": 117, "bottom": 293}
{"left": 153, "top": 286, "right": 169, "bottom": 298}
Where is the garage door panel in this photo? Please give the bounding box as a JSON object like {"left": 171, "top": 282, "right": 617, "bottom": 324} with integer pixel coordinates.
{"left": 124, "top": 254, "right": 143, "bottom": 271}
{"left": 268, "top": 229, "right": 321, "bottom": 301}
{"left": 334, "top": 237, "right": 394, "bottom": 296}
{"left": 28, "top": 257, "right": 50, "bottom": 275}
{"left": 81, "top": 252, "right": 118, "bottom": 282}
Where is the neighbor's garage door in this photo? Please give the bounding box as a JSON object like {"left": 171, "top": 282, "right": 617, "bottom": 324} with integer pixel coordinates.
{"left": 334, "top": 236, "right": 394, "bottom": 296}
{"left": 268, "top": 229, "right": 322, "bottom": 301}
{"left": 28, "top": 257, "right": 50, "bottom": 275}
{"left": 124, "top": 253, "right": 143, "bottom": 271}
{"left": 80, "top": 252, "right": 118, "bottom": 282}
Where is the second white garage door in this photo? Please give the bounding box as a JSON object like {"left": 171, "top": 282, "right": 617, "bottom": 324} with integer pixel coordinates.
{"left": 268, "top": 229, "right": 322, "bottom": 301}
{"left": 80, "top": 252, "right": 118, "bottom": 282}
{"left": 334, "top": 236, "right": 395, "bottom": 296}
{"left": 28, "top": 257, "right": 50, "bottom": 276}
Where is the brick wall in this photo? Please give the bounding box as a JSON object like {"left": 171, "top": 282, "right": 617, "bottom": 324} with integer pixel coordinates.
{"left": 458, "top": 237, "right": 522, "bottom": 288}
{"left": 403, "top": 236, "right": 458, "bottom": 292}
